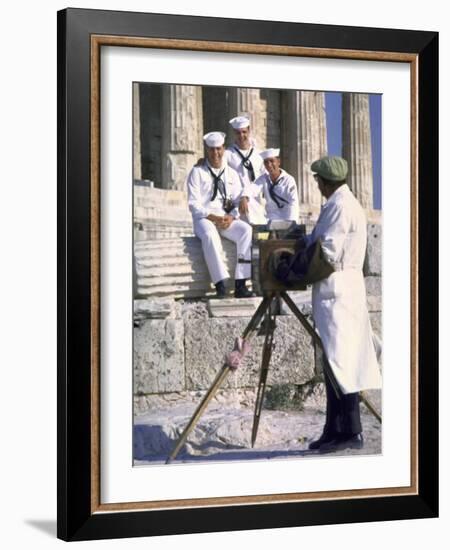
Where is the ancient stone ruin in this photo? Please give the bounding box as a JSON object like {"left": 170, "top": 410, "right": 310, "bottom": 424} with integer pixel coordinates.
{"left": 132, "top": 85, "right": 382, "bottom": 460}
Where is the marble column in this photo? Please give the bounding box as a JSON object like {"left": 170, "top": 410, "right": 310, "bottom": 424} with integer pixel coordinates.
{"left": 227, "top": 87, "right": 268, "bottom": 149}
{"left": 281, "top": 91, "right": 327, "bottom": 209}
{"left": 133, "top": 83, "right": 142, "bottom": 180}
{"left": 161, "top": 85, "right": 203, "bottom": 190}
{"left": 342, "top": 93, "right": 373, "bottom": 209}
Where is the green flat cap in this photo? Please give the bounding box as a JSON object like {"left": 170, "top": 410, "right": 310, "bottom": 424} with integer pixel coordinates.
{"left": 311, "top": 156, "right": 348, "bottom": 181}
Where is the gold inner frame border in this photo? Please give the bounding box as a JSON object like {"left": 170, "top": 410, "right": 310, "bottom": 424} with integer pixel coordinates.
{"left": 89, "top": 34, "right": 419, "bottom": 514}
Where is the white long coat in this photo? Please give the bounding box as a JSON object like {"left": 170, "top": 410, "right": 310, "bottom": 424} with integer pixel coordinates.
{"left": 309, "top": 185, "right": 382, "bottom": 394}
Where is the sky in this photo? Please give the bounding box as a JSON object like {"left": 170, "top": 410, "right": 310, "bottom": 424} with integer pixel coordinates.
{"left": 325, "top": 92, "right": 382, "bottom": 209}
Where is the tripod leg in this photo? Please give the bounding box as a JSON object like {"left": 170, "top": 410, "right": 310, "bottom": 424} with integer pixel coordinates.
{"left": 360, "top": 391, "right": 382, "bottom": 423}
{"left": 251, "top": 310, "right": 276, "bottom": 447}
{"left": 166, "top": 294, "right": 273, "bottom": 464}
{"left": 280, "top": 291, "right": 382, "bottom": 424}
{"left": 280, "top": 291, "right": 341, "bottom": 400}
{"left": 166, "top": 365, "right": 231, "bottom": 464}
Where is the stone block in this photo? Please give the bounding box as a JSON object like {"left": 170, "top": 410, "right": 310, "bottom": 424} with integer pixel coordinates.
{"left": 367, "top": 295, "right": 382, "bottom": 312}
{"left": 207, "top": 297, "right": 263, "bottom": 318}
{"left": 366, "top": 223, "right": 382, "bottom": 276}
{"left": 185, "top": 316, "right": 315, "bottom": 391}
{"left": 364, "top": 276, "right": 381, "bottom": 296}
{"left": 370, "top": 312, "right": 382, "bottom": 339}
{"left": 364, "top": 276, "right": 382, "bottom": 312}
{"left": 134, "top": 319, "right": 185, "bottom": 394}
{"left": 181, "top": 300, "right": 209, "bottom": 321}
{"left": 134, "top": 298, "right": 180, "bottom": 320}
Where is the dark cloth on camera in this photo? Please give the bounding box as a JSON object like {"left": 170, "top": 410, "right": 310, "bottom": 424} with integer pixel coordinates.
{"left": 272, "top": 238, "right": 334, "bottom": 286}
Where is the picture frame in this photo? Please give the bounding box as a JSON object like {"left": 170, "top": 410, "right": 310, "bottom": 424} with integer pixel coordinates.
{"left": 57, "top": 7, "right": 438, "bottom": 542}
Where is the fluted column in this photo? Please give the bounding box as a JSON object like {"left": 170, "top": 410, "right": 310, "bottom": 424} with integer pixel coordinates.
{"left": 281, "top": 91, "right": 327, "bottom": 209}
{"left": 227, "top": 87, "right": 268, "bottom": 149}
{"left": 342, "top": 93, "right": 373, "bottom": 209}
{"left": 161, "top": 85, "right": 203, "bottom": 190}
{"left": 133, "top": 83, "right": 142, "bottom": 180}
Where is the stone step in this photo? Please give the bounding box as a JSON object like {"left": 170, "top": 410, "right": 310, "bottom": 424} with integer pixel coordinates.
{"left": 137, "top": 273, "right": 212, "bottom": 286}
{"left": 135, "top": 237, "right": 239, "bottom": 299}
{"left": 137, "top": 255, "right": 205, "bottom": 268}
{"left": 135, "top": 238, "right": 196, "bottom": 249}
{"left": 134, "top": 229, "right": 194, "bottom": 242}
{"left": 138, "top": 287, "right": 215, "bottom": 299}
{"left": 207, "top": 297, "right": 263, "bottom": 318}
{"left": 134, "top": 205, "right": 192, "bottom": 221}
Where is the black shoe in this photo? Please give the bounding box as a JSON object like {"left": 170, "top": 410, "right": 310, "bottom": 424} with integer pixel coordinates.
{"left": 234, "top": 279, "right": 255, "bottom": 298}
{"left": 214, "top": 280, "right": 227, "bottom": 299}
{"left": 319, "top": 433, "right": 364, "bottom": 454}
{"left": 308, "top": 432, "right": 336, "bottom": 450}
{"left": 234, "top": 287, "right": 255, "bottom": 298}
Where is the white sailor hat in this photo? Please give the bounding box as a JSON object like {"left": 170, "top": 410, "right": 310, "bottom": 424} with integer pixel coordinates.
{"left": 229, "top": 116, "right": 250, "bottom": 129}
{"left": 260, "top": 148, "right": 280, "bottom": 160}
{"left": 203, "top": 131, "right": 226, "bottom": 147}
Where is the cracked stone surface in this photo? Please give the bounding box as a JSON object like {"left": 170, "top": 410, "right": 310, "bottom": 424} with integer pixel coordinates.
{"left": 133, "top": 397, "right": 382, "bottom": 465}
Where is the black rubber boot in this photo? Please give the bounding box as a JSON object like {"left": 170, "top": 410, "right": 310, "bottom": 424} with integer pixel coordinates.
{"left": 214, "top": 280, "right": 227, "bottom": 299}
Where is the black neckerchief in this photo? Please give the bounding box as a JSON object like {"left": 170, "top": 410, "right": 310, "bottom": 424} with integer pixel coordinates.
{"left": 266, "top": 173, "right": 289, "bottom": 209}
{"left": 233, "top": 146, "right": 255, "bottom": 181}
{"left": 206, "top": 164, "right": 226, "bottom": 202}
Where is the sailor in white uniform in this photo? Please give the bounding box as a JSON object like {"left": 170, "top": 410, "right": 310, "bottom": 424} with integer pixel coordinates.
{"left": 186, "top": 131, "right": 254, "bottom": 299}
{"left": 306, "top": 156, "right": 382, "bottom": 453}
{"left": 225, "top": 116, "right": 267, "bottom": 225}
{"left": 240, "top": 148, "right": 299, "bottom": 223}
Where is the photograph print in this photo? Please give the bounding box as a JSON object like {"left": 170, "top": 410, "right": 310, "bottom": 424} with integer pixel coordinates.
{"left": 132, "top": 82, "right": 383, "bottom": 466}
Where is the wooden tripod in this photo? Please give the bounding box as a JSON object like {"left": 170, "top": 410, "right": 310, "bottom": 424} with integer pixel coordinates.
{"left": 166, "top": 291, "right": 381, "bottom": 464}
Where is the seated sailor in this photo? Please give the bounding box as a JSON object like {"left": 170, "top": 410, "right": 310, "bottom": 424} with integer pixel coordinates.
{"left": 186, "top": 131, "right": 254, "bottom": 299}
{"left": 239, "top": 148, "right": 299, "bottom": 223}
{"left": 226, "top": 115, "right": 267, "bottom": 225}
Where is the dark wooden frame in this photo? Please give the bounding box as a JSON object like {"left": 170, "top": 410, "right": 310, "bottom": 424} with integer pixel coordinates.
{"left": 57, "top": 7, "right": 438, "bottom": 541}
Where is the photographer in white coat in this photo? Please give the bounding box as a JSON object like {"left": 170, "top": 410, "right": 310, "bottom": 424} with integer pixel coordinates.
{"left": 186, "top": 131, "right": 254, "bottom": 299}
{"left": 306, "top": 156, "right": 382, "bottom": 453}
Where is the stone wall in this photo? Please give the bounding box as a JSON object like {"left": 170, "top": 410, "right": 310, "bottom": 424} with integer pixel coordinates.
{"left": 133, "top": 221, "right": 382, "bottom": 414}
{"left": 134, "top": 296, "right": 317, "bottom": 412}
{"left": 133, "top": 216, "right": 382, "bottom": 414}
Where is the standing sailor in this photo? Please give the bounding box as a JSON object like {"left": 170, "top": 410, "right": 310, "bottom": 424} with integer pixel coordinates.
{"left": 240, "top": 148, "right": 299, "bottom": 223}
{"left": 186, "top": 131, "right": 254, "bottom": 299}
{"left": 306, "top": 156, "right": 382, "bottom": 453}
{"left": 226, "top": 116, "right": 267, "bottom": 224}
